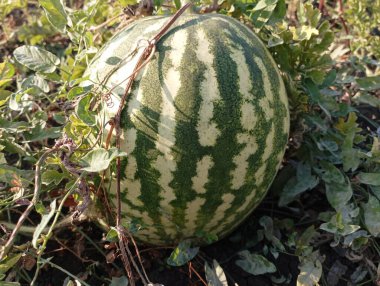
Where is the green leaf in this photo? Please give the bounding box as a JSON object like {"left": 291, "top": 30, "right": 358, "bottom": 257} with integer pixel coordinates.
{"left": 295, "top": 226, "right": 317, "bottom": 256}
{"left": 334, "top": 113, "right": 362, "bottom": 171}
{"left": 110, "top": 276, "right": 129, "bottom": 286}
{"left": 0, "top": 118, "right": 29, "bottom": 132}
{"left": 105, "top": 227, "right": 119, "bottom": 242}
{"left": 358, "top": 173, "right": 380, "bottom": 186}
{"left": 259, "top": 216, "right": 285, "bottom": 251}
{"left": 304, "top": 79, "right": 339, "bottom": 119}
{"left": 67, "top": 86, "right": 92, "bottom": 100}
{"left": 319, "top": 161, "right": 345, "bottom": 184}
{"left": 204, "top": 260, "right": 228, "bottom": 286}
{"left": 279, "top": 163, "right": 319, "bottom": 206}
{"left": 267, "top": 0, "right": 285, "bottom": 25}
{"left": 268, "top": 34, "right": 284, "bottom": 47}
{"left": 75, "top": 94, "right": 96, "bottom": 126}
{"left": 13, "top": 45, "right": 60, "bottom": 73}
{"left": 167, "top": 240, "right": 199, "bottom": 266}
{"left": 8, "top": 91, "right": 25, "bottom": 111}
{"left": 38, "top": 0, "right": 70, "bottom": 32}
{"left": 250, "top": 0, "right": 278, "bottom": 31}
{"left": 320, "top": 213, "right": 360, "bottom": 236}
{"left": 235, "top": 250, "right": 276, "bottom": 275}
{"left": 81, "top": 148, "right": 127, "bottom": 173}
{"left": 306, "top": 69, "right": 325, "bottom": 85}
{"left": 363, "top": 195, "right": 380, "bottom": 236}
{"left": 343, "top": 230, "right": 370, "bottom": 250}
{"left": 42, "top": 170, "right": 67, "bottom": 185}
{"left": 0, "top": 253, "right": 22, "bottom": 274}
{"left": 353, "top": 92, "right": 380, "bottom": 108}
{"left": 325, "top": 177, "right": 353, "bottom": 211}
{"left": 24, "top": 126, "right": 62, "bottom": 142}
{"left": 304, "top": 3, "right": 321, "bottom": 27}
{"left": 21, "top": 75, "right": 50, "bottom": 93}
{"left": 356, "top": 76, "right": 380, "bottom": 91}
{"left": 296, "top": 1, "right": 307, "bottom": 24}
{"left": 297, "top": 259, "right": 322, "bottom": 286}
{"left": 33, "top": 199, "right": 57, "bottom": 248}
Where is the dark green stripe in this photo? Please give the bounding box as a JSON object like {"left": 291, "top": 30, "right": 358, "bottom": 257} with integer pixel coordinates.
{"left": 194, "top": 18, "right": 244, "bottom": 230}
{"left": 118, "top": 27, "right": 176, "bottom": 241}
{"left": 170, "top": 25, "right": 204, "bottom": 237}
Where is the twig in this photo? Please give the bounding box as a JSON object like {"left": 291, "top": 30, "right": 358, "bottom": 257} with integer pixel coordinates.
{"left": 189, "top": 262, "right": 208, "bottom": 286}
{"left": 338, "top": 0, "right": 349, "bottom": 35}
{"left": 118, "top": 231, "right": 149, "bottom": 285}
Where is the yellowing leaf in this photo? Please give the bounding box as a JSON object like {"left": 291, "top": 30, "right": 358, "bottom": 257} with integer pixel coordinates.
{"left": 0, "top": 61, "right": 15, "bottom": 88}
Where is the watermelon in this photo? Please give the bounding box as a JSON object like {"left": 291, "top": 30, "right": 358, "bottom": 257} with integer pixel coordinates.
{"left": 85, "top": 13, "right": 290, "bottom": 245}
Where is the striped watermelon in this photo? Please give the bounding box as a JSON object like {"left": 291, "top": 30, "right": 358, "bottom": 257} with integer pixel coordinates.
{"left": 85, "top": 13, "right": 290, "bottom": 245}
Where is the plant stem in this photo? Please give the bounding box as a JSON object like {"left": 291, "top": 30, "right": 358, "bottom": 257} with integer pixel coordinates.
{"left": 31, "top": 175, "right": 82, "bottom": 286}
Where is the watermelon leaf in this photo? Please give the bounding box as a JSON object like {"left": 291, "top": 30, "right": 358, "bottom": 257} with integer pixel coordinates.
{"left": 235, "top": 250, "right": 276, "bottom": 275}
{"left": 38, "top": 0, "right": 70, "bottom": 32}
{"left": 356, "top": 76, "right": 380, "bottom": 91}
{"left": 204, "top": 260, "right": 228, "bottom": 286}
{"left": 109, "top": 276, "right": 129, "bottom": 286}
{"left": 105, "top": 227, "right": 119, "bottom": 242}
{"left": 297, "top": 258, "right": 322, "bottom": 286}
{"left": 75, "top": 93, "right": 96, "bottom": 126}
{"left": 167, "top": 240, "right": 199, "bottom": 267}
{"left": 250, "top": 0, "right": 279, "bottom": 31}
{"left": 42, "top": 169, "right": 68, "bottom": 185}
{"left": 279, "top": 163, "right": 319, "bottom": 206}
{"left": 363, "top": 195, "right": 380, "bottom": 236}
{"left": 13, "top": 45, "right": 60, "bottom": 73}
{"left": 358, "top": 173, "right": 380, "bottom": 186}
{"left": 80, "top": 148, "right": 127, "bottom": 173}
{"left": 0, "top": 253, "right": 23, "bottom": 274}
